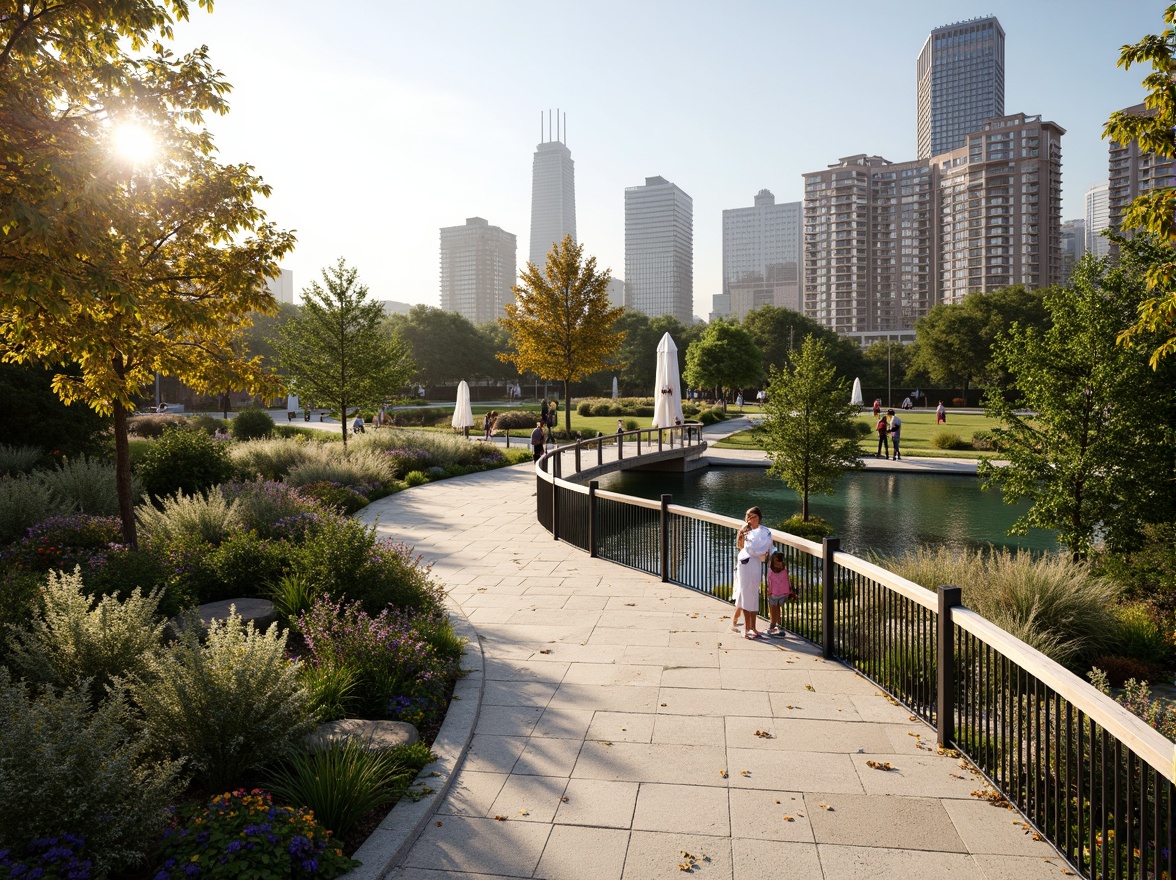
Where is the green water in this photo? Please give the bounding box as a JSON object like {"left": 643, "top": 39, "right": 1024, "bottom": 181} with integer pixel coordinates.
{"left": 597, "top": 467, "right": 1059, "bottom": 558}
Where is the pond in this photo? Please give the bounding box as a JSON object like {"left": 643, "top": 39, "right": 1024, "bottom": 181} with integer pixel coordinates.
{"left": 596, "top": 466, "right": 1058, "bottom": 558}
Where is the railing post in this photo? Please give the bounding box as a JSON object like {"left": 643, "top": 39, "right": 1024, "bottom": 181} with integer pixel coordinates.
{"left": 575, "top": 442, "right": 581, "bottom": 473}
{"left": 597, "top": 437, "right": 603, "bottom": 466}
{"left": 659, "top": 494, "right": 671, "bottom": 582}
{"left": 617, "top": 431, "right": 623, "bottom": 460}
{"left": 821, "top": 537, "right": 840, "bottom": 659}
{"left": 658, "top": 430, "right": 663, "bottom": 452}
{"left": 588, "top": 480, "right": 598, "bottom": 557}
{"left": 551, "top": 454, "right": 561, "bottom": 541}
{"left": 637, "top": 431, "right": 642, "bottom": 455}
{"left": 937, "top": 585, "right": 962, "bottom": 747}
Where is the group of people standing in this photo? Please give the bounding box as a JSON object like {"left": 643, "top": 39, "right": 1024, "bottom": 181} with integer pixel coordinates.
{"left": 872, "top": 403, "right": 903, "bottom": 460}
{"left": 733, "top": 506, "right": 797, "bottom": 640}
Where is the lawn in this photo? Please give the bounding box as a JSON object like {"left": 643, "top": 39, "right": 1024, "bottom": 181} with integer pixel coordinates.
{"left": 714, "top": 410, "right": 1007, "bottom": 460}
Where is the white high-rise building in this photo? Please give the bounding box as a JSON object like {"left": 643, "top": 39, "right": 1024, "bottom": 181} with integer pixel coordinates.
{"left": 917, "top": 16, "right": 1005, "bottom": 159}
{"left": 624, "top": 176, "right": 693, "bottom": 325}
{"left": 528, "top": 111, "right": 576, "bottom": 268}
{"left": 266, "top": 269, "right": 294, "bottom": 305}
{"left": 439, "top": 217, "right": 517, "bottom": 325}
{"left": 1060, "top": 219, "right": 1086, "bottom": 285}
{"left": 1085, "top": 183, "right": 1111, "bottom": 259}
{"left": 721, "top": 190, "right": 803, "bottom": 319}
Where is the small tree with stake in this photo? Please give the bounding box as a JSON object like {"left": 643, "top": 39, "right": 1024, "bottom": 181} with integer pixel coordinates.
{"left": 762, "top": 336, "right": 863, "bottom": 521}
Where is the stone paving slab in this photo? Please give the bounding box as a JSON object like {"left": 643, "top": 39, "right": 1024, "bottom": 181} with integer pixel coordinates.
{"left": 361, "top": 463, "right": 1070, "bottom": 879}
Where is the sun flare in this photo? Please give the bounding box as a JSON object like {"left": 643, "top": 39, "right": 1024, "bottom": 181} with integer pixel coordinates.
{"left": 112, "top": 124, "right": 155, "bottom": 164}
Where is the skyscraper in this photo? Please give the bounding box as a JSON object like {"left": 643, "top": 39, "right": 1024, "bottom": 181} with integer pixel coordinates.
{"left": 917, "top": 16, "right": 1005, "bottom": 159}
{"left": 721, "top": 190, "right": 803, "bottom": 319}
{"left": 1085, "top": 183, "right": 1111, "bottom": 259}
{"left": 1060, "top": 219, "right": 1086, "bottom": 286}
{"left": 528, "top": 110, "right": 576, "bottom": 268}
{"left": 624, "top": 176, "right": 693, "bottom": 325}
{"left": 439, "top": 217, "right": 517, "bottom": 325}
{"left": 1107, "top": 102, "right": 1176, "bottom": 244}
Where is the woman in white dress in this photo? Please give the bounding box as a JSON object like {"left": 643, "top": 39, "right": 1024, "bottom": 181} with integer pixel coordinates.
{"left": 735, "top": 506, "right": 772, "bottom": 639}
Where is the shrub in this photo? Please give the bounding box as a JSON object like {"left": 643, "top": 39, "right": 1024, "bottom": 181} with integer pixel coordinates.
{"left": 189, "top": 414, "right": 228, "bottom": 436}
{"left": 270, "top": 571, "right": 322, "bottom": 631}
{"left": 297, "top": 597, "right": 460, "bottom": 725}
{"left": 132, "top": 612, "right": 313, "bottom": 790}
{"left": 136, "top": 489, "right": 242, "bottom": 547}
{"left": 886, "top": 547, "right": 1120, "bottom": 669}
{"left": 776, "top": 514, "right": 833, "bottom": 542}
{"left": 173, "top": 530, "right": 289, "bottom": 605}
{"left": 297, "top": 481, "right": 371, "bottom": 515}
{"left": 633, "top": 405, "right": 654, "bottom": 418}
{"left": 83, "top": 547, "right": 176, "bottom": 613}
{"left": 929, "top": 431, "right": 968, "bottom": 450}
{"left": 4, "top": 513, "right": 123, "bottom": 573}
{"left": 34, "top": 455, "right": 131, "bottom": 515}
{"left": 291, "top": 518, "right": 444, "bottom": 615}
{"left": 1089, "top": 669, "right": 1176, "bottom": 739}
{"left": 623, "top": 418, "right": 639, "bottom": 431}
{"left": 221, "top": 480, "right": 320, "bottom": 538}
{"left": 0, "top": 443, "right": 42, "bottom": 476}
{"left": 698, "top": 409, "right": 721, "bottom": 425}
{"left": 502, "top": 449, "right": 534, "bottom": 465}
{"left": 404, "top": 470, "right": 429, "bottom": 487}
{"left": 0, "top": 569, "right": 44, "bottom": 658}
{"left": 230, "top": 436, "right": 317, "bottom": 481}
{"left": 577, "top": 401, "right": 594, "bottom": 416}
{"left": 0, "top": 473, "right": 64, "bottom": 545}
{"left": 152, "top": 789, "right": 357, "bottom": 880}
{"left": 126, "top": 413, "right": 189, "bottom": 438}
{"left": 136, "top": 427, "right": 234, "bottom": 501}
{"left": 1090, "top": 655, "right": 1158, "bottom": 688}
{"left": 264, "top": 738, "right": 415, "bottom": 842}
{"left": 951, "top": 397, "right": 965, "bottom": 407}
{"left": 0, "top": 669, "right": 183, "bottom": 879}
{"left": 230, "top": 407, "right": 275, "bottom": 441}
{"left": 7, "top": 568, "right": 165, "bottom": 697}
{"left": 490, "top": 410, "right": 541, "bottom": 431}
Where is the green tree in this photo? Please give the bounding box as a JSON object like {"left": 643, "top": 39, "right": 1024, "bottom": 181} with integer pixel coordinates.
{"left": 762, "top": 336, "right": 863, "bottom": 521}
{"left": 385, "top": 305, "right": 497, "bottom": 391}
{"left": 979, "top": 242, "right": 1176, "bottom": 558}
{"left": 1104, "top": 5, "right": 1176, "bottom": 366}
{"left": 913, "top": 286, "right": 1050, "bottom": 399}
{"left": 742, "top": 306, "right": 864, "bottom": 384}
{"left": 0, "top": 363, "right": 111, "bottom": 459}
{"left": 683, "top": 320, "right": 762, "bottom": 401}
{"left": 608, "top": 311, "right": 699, "bottom": 396}
{"left": 0, "top": 1, "right": 295, "bottom": 547}
{"left": 860, "top": 340, "right": 923, "bottom": 398}
{"left": 498, "top": 235, "right": 624, "bottom": 432}
{"left": 277, "top": 260, "right": 414, "bottom": 448}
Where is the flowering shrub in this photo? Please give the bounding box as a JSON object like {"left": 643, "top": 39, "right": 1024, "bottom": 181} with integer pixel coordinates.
{"left": 0, "top": 473, "right": 64, "bottom": 545}
{"left": 0, "top": 833, "right": 92, "bottom": 880}
{"left": 220, "top": 481, "right": 320, "bottom": 539}
{"left": 3, "top": 514, "right": 123, "bottom": 572}
{"left": 162, "top": 530, "right": 287, "bottom": 605}
{"left": 297, "top": 481, "right": 371, "bottom": 515}
{"left": 297, "top": 597, "right": 460, "bottom": 726}
{"left": 152, "top": 789, "right": 357, "bottom": 880}
{"left": 380, "top": 445, "right": 433, "bottom": 476}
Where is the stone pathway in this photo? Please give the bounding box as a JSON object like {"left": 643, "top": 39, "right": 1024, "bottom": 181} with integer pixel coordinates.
{"left": 358, "top": 463, "right": 1065, "bottom": 880}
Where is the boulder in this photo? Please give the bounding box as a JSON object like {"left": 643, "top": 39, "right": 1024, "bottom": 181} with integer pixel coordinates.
{"left": 307, "top": 719, "right": 419, "bottom": 751}
{"left": 195, "top": 598, "right": 278, "bottom": 632}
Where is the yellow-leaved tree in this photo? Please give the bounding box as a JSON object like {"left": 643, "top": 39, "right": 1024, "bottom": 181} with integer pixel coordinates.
{"left": 0, "top": 2, "right": 295, "bottom": 547}
{"left": 498, "top": 236, "right": 625, "bottom": 433}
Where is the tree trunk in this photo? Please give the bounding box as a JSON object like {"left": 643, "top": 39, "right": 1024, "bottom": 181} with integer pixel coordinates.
{"left": 801, "top": 489, "right": 809, "bottom": 522}
{"left": 112, "top": 404, "right": 138, "bottom": 549}
{"left": 564, "top": 379, "right": 571, "bottom": 434}
{"left": 340, "top": 397, "right": 349, "bottom": 449}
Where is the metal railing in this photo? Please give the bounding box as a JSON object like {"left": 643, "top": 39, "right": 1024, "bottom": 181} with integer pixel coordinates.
{"left": 535, "top": 436, "right": 1176, "bottom": 880}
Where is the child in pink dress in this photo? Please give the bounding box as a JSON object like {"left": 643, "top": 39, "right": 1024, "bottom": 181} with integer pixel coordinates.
{"left": 766, "top": 551, "right": 795, "bottom": 637}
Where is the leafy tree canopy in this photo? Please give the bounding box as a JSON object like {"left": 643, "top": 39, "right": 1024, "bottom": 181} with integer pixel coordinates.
{"left": 276, "top": 259, "right": 414, "bottom": 447}
{"left": 607, "top": 311, "right": 699, "bottom": 397}
{"left": 385, "top": 305, "right": 500, "bottom": 389}
{"left": 0, "top": 0, "right": 295, "bottom": 546}
{"left": 762, "top": 335, "right": 863, "bottom": 521}
{"left": 683, "top": 320, "right": 761, "bottom": 399}
{"left": 979, "top": 240, "right": 1176, "bottom": 557}
{"left": 742, "top": 306, "right": 864, "bottom": 385}
{"left": 1104, "top": 5, "right": 1176, "bottom": 366}
{"left": 498, "top": 235, "right": 624, "bottom": 432}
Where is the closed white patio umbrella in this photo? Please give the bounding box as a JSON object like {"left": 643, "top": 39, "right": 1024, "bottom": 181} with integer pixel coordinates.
{"left": 452, "top": 380, "right": 474, "bottom": 434}
{"left": 850, "top": 377, "right": 864, "bottom": 407}
{"left": 651, "top": 333, "right": 684, "bottom": 428}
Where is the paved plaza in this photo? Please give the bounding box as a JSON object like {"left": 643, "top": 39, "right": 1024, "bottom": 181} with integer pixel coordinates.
{"left": 355, "top": 454, "right": 1068, "bottom": 880}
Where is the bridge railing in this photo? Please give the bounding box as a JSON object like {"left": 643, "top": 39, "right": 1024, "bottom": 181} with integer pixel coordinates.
{"left": 535, "top": 440, "right": 1176, "bottom": 880}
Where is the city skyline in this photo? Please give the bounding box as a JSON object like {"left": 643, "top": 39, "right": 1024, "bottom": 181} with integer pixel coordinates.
{"left": 173, "top": 1, "right": 1161, "bottom": 321}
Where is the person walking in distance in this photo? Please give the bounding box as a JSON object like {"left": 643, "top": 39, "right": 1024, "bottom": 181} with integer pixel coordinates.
{"left": 530, "top": 420, "right": 545, "bottom": 461}
{"left": 936, "top": 400, "right": 946, "bottom": 424}
{"left": 888, "top": 409, "right": 902, "bottom": 460}
{"left": 875, "top": 412, "right": 889, "bottom": 459}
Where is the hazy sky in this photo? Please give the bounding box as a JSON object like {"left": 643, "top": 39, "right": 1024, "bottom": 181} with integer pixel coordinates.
{"left": 174, "top": 0, "right": 1163, "bottom": 319}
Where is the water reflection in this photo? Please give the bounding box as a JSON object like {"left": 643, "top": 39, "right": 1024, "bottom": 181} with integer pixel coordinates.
{"left": 597, "top": 467, "right": 1058, "bottom": 558}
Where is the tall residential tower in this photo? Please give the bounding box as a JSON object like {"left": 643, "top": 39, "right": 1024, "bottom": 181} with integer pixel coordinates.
{"left": 721, "top": 190, "right": 803, "bottom": 319}
{"left": 528, "top": 110, "right": 576, "bottom": 268}
{"left": 917, "top": 16, "right": 1005, "bottom": 159}
{"left": 624, "top": 176, "right": 693, "bottom": 325}
{"left": 439, "top": 217, "right": 517, "bottom": 325}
